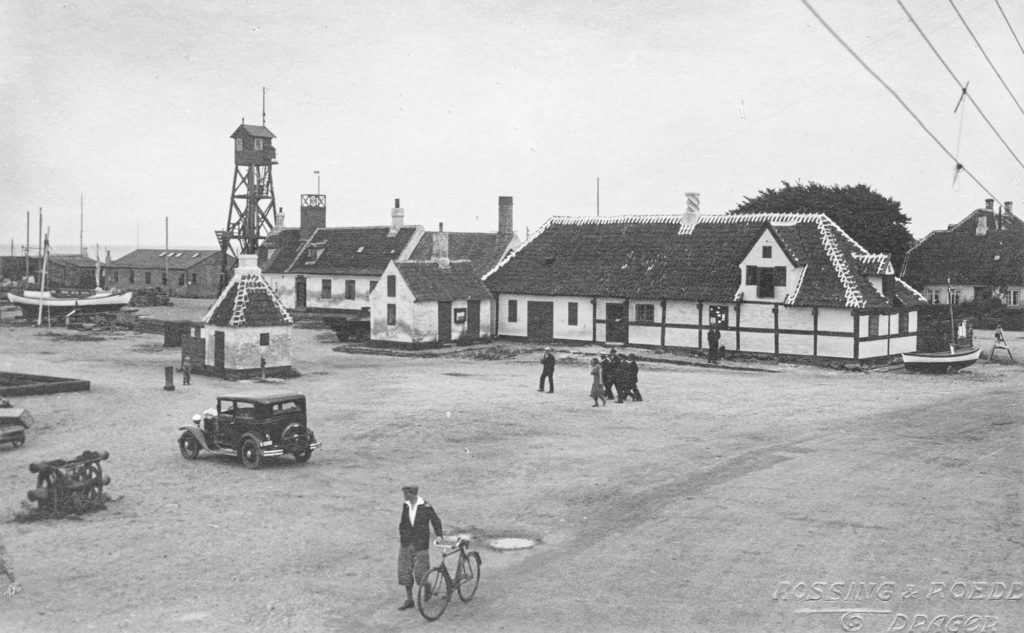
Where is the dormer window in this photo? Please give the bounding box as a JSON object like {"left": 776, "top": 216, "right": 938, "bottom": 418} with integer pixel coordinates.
{"left": 762, "top": 246, "right": 772, "bottom": 258}
{"left": 235, "top": 139, "right": 243, "bottom": 151}
{"left": 255, "top": 139, "right": 264, "bottom": 150}
{"left": 304, "top": 246, "right": 324, "bottom": 265}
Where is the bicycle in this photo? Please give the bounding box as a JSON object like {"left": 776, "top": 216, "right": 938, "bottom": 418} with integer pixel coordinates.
{"left": 417, "top": 535, "right": 482, "bottom": 621}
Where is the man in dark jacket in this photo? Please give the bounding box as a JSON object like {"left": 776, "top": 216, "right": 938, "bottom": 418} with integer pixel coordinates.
{"left": 600, "top": 353, "right": 613, "bottom": 399}
{"left": 539, "top": 347, "right": 556, "bottom": 393}
{"left": 609, "top": 348, "right": 625, "bottom": 402}
{"left": 397, "top": 484, "right": 443, "bottom": 610}
{"left": 707, "top": 324, "right": 721, "bottom": 363}
{"left": 625, "top": 353, "right": 642, "bottom": 401}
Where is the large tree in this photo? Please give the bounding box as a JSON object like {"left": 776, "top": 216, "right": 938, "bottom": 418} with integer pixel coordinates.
{"left": 728, "top": 182, "right": 915, "bottom": 271}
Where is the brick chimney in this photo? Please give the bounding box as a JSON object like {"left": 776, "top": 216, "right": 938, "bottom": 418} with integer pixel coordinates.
{"left": 682, "top": 192, "right": 700, "bottom": 225}
{"left": 389, "top": 199, "right": 404, "bottom": 237}
{"left": 498, "top": 196, "right": 514, "bottom": 235}
{"left": 976, "top": 213, "right": 988, "bottom": 236}
{"left": 1005, "top": 201, "right": 1014, "bottom": 215}
{"left": 985, "top": 198, "right": 994, "bottom": 210}
{"left": 301, "top": 194, "right": 327, "bottom": 238}
{"left": 433, "top": 222, "right": 449, "bottom": 269}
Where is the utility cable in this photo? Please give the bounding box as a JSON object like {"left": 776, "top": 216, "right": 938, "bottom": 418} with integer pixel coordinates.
{"left": 896, "top": 0, "right": 1024, "bottom": 170}
{"left": 994, "top": 0, "right": 1024, "bottom": 59}
{"left": 947, "top": 0, "right": 1024, "bottom": 117}
{"left": 799, "top": 0, "right": 1006, "bottom": 207}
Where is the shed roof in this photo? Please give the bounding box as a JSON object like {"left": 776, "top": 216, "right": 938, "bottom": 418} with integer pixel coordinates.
{"left": 107, "top": 249, "right": 227, "bottom": 271}
{"left": 484, "top": 213, "right": 924, "bottom": 310}
{"left": 395, "top": 261, "right": 492, "bottom": 302}
{"left": 900, "top": 208, "right": 1024, "bottom": 287}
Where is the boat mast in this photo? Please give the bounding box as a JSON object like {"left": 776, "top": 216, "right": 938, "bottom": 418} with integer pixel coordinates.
{"left": 37, "top": 229, "right": 49, "bottom": 327}
{"left": 947, "top": 276, "right": 956, "bottom": 348}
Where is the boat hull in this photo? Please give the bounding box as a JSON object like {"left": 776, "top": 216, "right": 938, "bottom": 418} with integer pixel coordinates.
{"left": 902, "top": 347, "right": 981, "bottom": 373}
{"left": 7, "top": 290, "right": 133, "bottom": 320}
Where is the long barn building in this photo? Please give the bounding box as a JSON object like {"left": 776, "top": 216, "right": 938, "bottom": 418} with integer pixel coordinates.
{"left": 483, "top": 210, "right": 927, "bottom": 362}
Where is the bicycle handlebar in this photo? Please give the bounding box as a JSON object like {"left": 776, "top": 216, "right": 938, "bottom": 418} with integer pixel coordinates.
{"left": 434, "top": 536, "right": 469, "bottom": 549}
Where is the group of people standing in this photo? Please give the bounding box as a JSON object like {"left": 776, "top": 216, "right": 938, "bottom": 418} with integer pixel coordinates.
{"left": 589, "top": 348, "right": 641, "bottom": 406}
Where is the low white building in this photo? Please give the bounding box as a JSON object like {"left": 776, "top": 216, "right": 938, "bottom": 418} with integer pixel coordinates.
{"left": 484, "top": 203, "right": 927, "bottom": 362}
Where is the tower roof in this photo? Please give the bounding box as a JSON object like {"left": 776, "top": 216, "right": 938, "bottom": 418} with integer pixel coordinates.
{"left": 230, "top": 124, "right": 276, "bottom": 139}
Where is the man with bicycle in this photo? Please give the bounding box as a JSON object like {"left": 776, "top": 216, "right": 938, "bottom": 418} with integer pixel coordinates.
{"left": 397, "top": 484, "right": 443, "bottom": 611}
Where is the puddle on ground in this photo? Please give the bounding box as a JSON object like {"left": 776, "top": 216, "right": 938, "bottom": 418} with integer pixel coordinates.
{"left": 488, "top": 537, "right": 537, "bottom": 550}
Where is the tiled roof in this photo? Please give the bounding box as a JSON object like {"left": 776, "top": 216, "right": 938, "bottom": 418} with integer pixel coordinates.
{"left": 484, "top": 213, "right": 926, "bottom": 310}
{"left": 204, "top": 270, "right": 293, "bottom": 327}
{"left": 231, "top": 124, "right": 275, "bottom": 139}
{"left": 107, "top": 249, "right": 225, "bottom": 271}
{"left": 900, "top": 209, "right": 1024, "bottom": 287}
{"left": 408, "top": 231, "right": 516, "bottom": 276}
{"left": 260, "top": 229, "right": 306, "bottom": 274}
{"left": 395, "top": 262, "right": 492, "bottom": 302}
{"left": 284, "top": 226, "right": 421, "bottom": 276}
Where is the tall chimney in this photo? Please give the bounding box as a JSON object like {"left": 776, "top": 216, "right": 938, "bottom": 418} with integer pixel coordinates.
{"left": 1005, "top": 201, "right": 1013, "bottom": 215}
{"left": 498, "top": 196, "right": 514, "bottom": 235}
{"left": 985, "top": 198, "right": 994, "bottom": 210}
{"left": 682, "top": 192, "right": 700, "bottom": 225}
{"left": 300, "top": 194, "right": 327, "bottom": 238}
{"left": 389, "top": 198, "right": 404, "bottom": 237}
{"left": 433, "top": 222, "right": 449, "bottom": 268}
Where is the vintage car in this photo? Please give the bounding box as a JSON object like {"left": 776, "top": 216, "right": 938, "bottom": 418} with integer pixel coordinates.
{"left": 178, "top": 392, "right": 322, "bottom": 469}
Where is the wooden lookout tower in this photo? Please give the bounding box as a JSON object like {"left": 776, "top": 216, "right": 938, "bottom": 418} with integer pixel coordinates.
{"left": 219, "top": 104, "right": 279, "bottom": 288}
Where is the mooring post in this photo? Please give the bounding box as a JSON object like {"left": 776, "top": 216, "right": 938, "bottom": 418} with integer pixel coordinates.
{"left": 163, "top": 366, "right": 175, "bottom": 391}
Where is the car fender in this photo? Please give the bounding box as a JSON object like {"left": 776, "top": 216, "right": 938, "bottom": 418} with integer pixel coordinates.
{"left": 178, "top": 426, "right": 211, "bottom": 451}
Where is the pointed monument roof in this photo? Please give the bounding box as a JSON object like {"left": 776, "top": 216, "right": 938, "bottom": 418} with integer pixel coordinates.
{"left": 203, "top": 254, "right": 293, "bottom": 327}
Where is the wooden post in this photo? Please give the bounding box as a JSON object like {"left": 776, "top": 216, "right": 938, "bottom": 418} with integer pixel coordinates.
{"left": 164, "top": 366, "right": 175, "bottom": 391}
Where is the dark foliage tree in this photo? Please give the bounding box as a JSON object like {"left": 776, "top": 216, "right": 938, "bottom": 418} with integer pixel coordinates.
{"left": 728, "top": 181, "right": 915, "bottom": 270}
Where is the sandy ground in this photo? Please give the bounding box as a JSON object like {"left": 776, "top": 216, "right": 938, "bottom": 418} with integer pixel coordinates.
{"left": 0, "top": 300, "right": 1022, "bottom": 633}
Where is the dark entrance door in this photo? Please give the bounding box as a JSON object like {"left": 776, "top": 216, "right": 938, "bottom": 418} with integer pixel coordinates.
{"left": 527, "top": 301, "right": 554, "bottom": 342}
{"left": 214, "top": 331, "right": 225, "bottom": 372}
{"left": 295, "top": 276, "right": 306, "bottom": 309}
{"left": 467, "top": 300, "right": 481, "bottom": 338}
{"left": 606, "top": 302, "right": 629, "bottom": 344}
{"left": 438, "top": 301, "right": 452, "bottom": 342}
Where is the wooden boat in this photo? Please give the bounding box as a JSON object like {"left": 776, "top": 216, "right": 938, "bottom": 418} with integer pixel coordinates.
{"left": 7, "top": 288, "right": 133, "bottom": 320}
{"left": 902, "top": 346, "right": 981, "bottom": 373}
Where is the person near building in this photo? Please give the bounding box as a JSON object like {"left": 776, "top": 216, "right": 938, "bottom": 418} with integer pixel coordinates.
{"left": 589, "top": 357, "right": 606, "bottom": 407}
{"left": 539, "top": 347, "right": 556, "bottom": 393}
{"left": 707, "top": 323, "right": 721, "bottom": 363}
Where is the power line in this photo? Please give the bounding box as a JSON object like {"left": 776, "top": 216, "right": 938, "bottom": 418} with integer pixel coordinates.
{"left": 947, "top": 0, "right": 1024, "bottom": 117}
{"left": 896, "top": 0, "right": 1024, "bottom": 171}
{"left": 799, "top": 0, "right": 1006, "bottom": 208}
{"left": 994, "top": 0, "right": 1024, "bottom": 59}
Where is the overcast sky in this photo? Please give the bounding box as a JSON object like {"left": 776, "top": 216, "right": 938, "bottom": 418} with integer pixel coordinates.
{"left": 2, "top": 0, "right": 1022, "bottom": 258}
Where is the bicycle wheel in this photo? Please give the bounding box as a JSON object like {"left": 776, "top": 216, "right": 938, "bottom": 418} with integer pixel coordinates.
{"left": 417, "top": 568, "right": 451, "bottom": 621}
{"left": 456, "top": 551, "right": 481, "bottom": 602}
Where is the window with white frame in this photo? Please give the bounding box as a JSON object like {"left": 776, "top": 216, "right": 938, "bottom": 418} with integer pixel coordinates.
{"left": 1008, "top": 290, "right": 1021, "bottom": 307}
{"left": 635, "top": 304, "right": 655, "bottom": 323}
{"left": 927, "top": 289, "right": 942, "bottom": 304}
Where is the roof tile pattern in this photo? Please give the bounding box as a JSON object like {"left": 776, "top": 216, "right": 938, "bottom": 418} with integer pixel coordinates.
{"left": 395, "top": 262, "right": 492, "bottom": 302}
{"left": 901, "top": 209, "right": 1024, "bottom": 287}
{"left": 485, "top": 214, "right": 925, "bottom": 310}
{"left": 408, "top": 232, "right": 516, "bottom": 276}
{"left": 284, "top": 227, "right": 420, "bottom": 276}
{"left": 204, "top": 271, "right": 293, "bottom": 327}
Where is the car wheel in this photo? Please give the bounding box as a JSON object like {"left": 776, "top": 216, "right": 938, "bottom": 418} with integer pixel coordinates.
{"left": 240, "top": 435, "right": 262, "bottom": 470}
{"left": 179, "top": 433, "right": 200, "bottom": 459}
{"left": 294, "top": 448, "right": 312, "bottom": 463}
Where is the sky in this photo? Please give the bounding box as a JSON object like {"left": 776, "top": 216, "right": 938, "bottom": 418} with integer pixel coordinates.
{"left": 2, "top": 0, "right": 1022, "bottom": 260}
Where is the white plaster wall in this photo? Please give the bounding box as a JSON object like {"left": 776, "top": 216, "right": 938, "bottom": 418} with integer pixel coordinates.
{"left": 265, "top": 274, "right": 296, "bottom": 309}
{"left": 741, "top": 331, "right": 775, "bottom": 353}
{"left": 302, "top": 273, "right": 379, "bottom": 311}
{"left": 859, "top": 339, "right": 891, "bottom": 359}
{"left": 204, "top": 325, "right": 292, "bottom": 370}
{"left": 370, "top": 264, "right": 417, "bottom": 342}
{"left": 738, "top": 230, "right": 800, "bottom": 303}
{"left": 778, "top": 306, "right": 814, "bottom": 331}
{"left": 890, "top": 335, "right": 918, "bottom": 353}
{"left": 779, "top": 333, "right": 814, "bottom": 355}
{"left": 818, "top": 308, "right": 854, "bottom": 333}
{"left": 629, "top": 324, "right": 662, "bottom": 346}
{"left": 552, "top": 296, "right": 594, "bottom": 341}
{"left": 817, "top": 335, "right": 854, "bottom": 358}
{"left": 740, "top": 303, "right": 775, "bottom": 330}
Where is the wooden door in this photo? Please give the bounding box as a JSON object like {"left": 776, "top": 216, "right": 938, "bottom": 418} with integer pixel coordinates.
{"left": 526, "top": 301, "right": 554, "bottom": 342}
{"left": 606, "top": 302, "right": 628, "bottom": 344}
{"left": 437, "top": 301, "right": 452, "bottom": 342}
{"left": 214, "top": 331, "right": 225, "bottom": 372}
{"left": 467, "top": 300, "right": 481, "bottom": 338}
{"left": 295, "top": 276, "right": 307, "bottom": 309}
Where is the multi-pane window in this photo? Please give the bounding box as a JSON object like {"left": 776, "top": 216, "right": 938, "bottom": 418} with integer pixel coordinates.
{"left": 345, "top": 280, "right": 355, "bottom": 300}
{"left": 235, "top": 139, "right": 243, "bottom": 151}
{"left": 709, "top": 305, "right": 728, "bottom": 327}
{"left": 321, "top": 279, "right": 332, "bottom": 299}
{"left": 112, "top": 271, "right": 119, "bottom": 283}
{"left": 255, "top": 138, "right": 264, "bottom": 150}
{"left": 1008, "top": 290, "right": 1021, "bottom": 307}
{"left": 868, "top": 314, "right": 879, "bottom": 337}
{"left": 747, "top": 266, "right": 787, "bottom": 297}
{"left": 129, "top": 271, "right": 135, "bottom": 283}
{"left": 762, "top": 245, "right": 772, "bottom": 258}
{"left": 950, "top": 289, "right": 962, "bottom": 305}
{"left": 928, "top": 289, "right": 942, "bottom": 304}
{"left": 259, "top": 333, "right": 270, "bottom": 346}
{"left": 191, "top": 273, "right": 197, "bottom": 284}
{"left": 508, "top": 300, "right": 518, "bottom": 323}
{"left": 145, "top": 272, "right": 151, "bottom": 284}
{"left": 387, "top": 304, "right": 396, "bottom": 325}
{"left": 387, "top": 275, "right": 396, "bottom": 297}
{"left": 178, "top": 274, "right": 185, "bottom": 286}
{"left": 567, "top": 302, "right": 578, "bottom": 326}
{"left": 636, "top": 304, "right": 655, "bottom": 323}
{"left": 898, "top": 312, "right": 909, "bottom": 334}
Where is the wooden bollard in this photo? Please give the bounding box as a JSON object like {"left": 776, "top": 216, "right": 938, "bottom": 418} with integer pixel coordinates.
{"left": 164, "top": 366, "right": 175, "bottom": 391}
